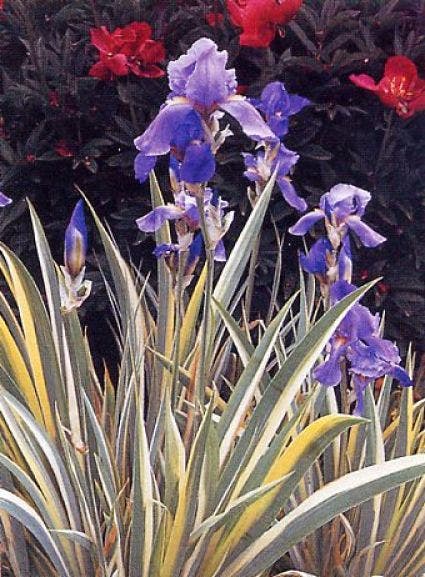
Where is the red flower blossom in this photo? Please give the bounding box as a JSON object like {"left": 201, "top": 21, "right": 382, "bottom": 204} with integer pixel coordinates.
{"left": 350, "top": 56, "right": 425, "bottom": 119}
{"left": 54, "top": 140, "right": 74, "bottom": 158}
{"left": 206, "top": 11, "right": 224, "bottom": 26}
{"left": 226, "top": 0, "right": 303, "bottom": 48}
{"left": 88, "top": 22, "right": 165, "bottom": 80}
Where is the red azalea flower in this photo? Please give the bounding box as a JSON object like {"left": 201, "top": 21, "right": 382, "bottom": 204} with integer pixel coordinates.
{"left": 227, "top": 0, "right": 303, "bottom": 48}
{"left": 54, "top": 140, "right": 74, "bottom": 158}
{"left": 89, "top": 23, "right": 165, "bottom": 80}
{"left": 350, "top": 55, "right": 425, "bottom": 119}
{"left": 206, "top": 11, "right": 224, "bottom": 26}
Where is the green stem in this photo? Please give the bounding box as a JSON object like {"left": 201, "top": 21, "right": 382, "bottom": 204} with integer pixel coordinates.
{"left": 195, "top": 194, "right": 215, "bottom": 409}
{"left": 171, "top": 250, "right": 187, "bottom": 406}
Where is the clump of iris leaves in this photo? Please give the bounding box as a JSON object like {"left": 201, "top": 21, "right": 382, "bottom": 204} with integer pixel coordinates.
{"left": 0, "top": 0, "right": 425, "bottom": 362}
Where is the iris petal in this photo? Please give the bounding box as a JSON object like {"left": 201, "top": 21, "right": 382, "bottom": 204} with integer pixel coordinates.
{"left": 277, "top": 178, "right": 307, "bottom": 212}
{"left": 134, "top": 153, "right": 157, "bottom": 183}
{"left": 134, "top": 102, "right": 193, "bottom": 156}
{"left": 289, "top": 209, "right": 324, "bottom": 235}
{"left": 221, "top": 98, "right": 275, "bottom": 141}
{"left": 346, "top": 216, "right": 386, "bottom": 247}
{"left": 136, "top": 205, "right": 183, "bottom": 232}
{"left": 180, "top": 143, "right": 216, "bottom": 183}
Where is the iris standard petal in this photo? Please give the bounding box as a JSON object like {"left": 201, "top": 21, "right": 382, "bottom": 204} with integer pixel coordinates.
{"left": 134, "top": 153, "right": 157, "bottom": 183}
{"left": 277, "top": 178, "right": 307, "bottom": 212}
{"left": 180, "top": 142, "right": 216, "bottom": 183}
{"left": 288, "top": 209, "right": 324, "bottom": 235}
{"left": 134, "top": 102, "right": 193, "bottom": 156}
{"left": 346, "top": 215, "right": 386, "bottom": 247}
{"left": 220, "top": 97, "right": 275, "bottom": 141}
{"left": 136, "top": 205, "right": 183, "bottom": 232}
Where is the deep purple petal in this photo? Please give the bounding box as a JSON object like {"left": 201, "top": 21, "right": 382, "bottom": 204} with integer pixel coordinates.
{"left": 220, "top": 98, "right": 275, "bottom": 141}
{"left": 390, "top": 365, "right": 413, "bottom": 387}
{"left": 277, "top": 178, "right": 307, "bottom": 212}
{"left": 65, "top": 200, "right": 87, "bottom": 277}
{"left": 134, "top": 153, "right": 157, "bottom": 183}
{"left": 170, "top": 109, "right": 204, "bottom": 152}
{"left": 346, "top": 216, "right": 386, "bottom": 247}
{"left": 134, "top": 102, "right": 194, "bottom": 156}
{"left": 153, "top": 243, "right": 179, "bottom": 258}
{"left": 214, "top": 239, "right": 226, "bottom": 261}
{"left": 168, "top": 38, "right": 236, "bottom": 105}
{"left": 0, "top": 192, "right": 12, "bottom": 207}
{"left": 353, "top": 375, "right": 368, "bottom": 416}
{"left": 180, "top": 143, "right": 216, "bottom": 183}
{"left": 300, "top": 238, "right": 332, "bottom": 275}
{"left": 186, "top": 233, "right": 204, "bottom": 274}
{"left": 288, "top": 210, "right": 324, "bottom": 235}
{"left": 136, "top": 205, "right": 183, "bottom": 232}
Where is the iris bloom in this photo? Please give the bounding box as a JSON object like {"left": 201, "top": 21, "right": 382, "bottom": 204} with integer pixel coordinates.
{"left": 60, "top": 200, "right": 92, "bottom": 312}
{"left": 243, "top": 143, "right": 306, "bottom": 211}
{"left": 227, "top": 0, "right": 303, "bottom": 48}
{"left": 289, "top": 183, "right": 386, "bottom": 248}
{"left": 134, "top": 37, "right": 274, "bottom": 185}
{"left": 314, "top": 280, "right": 412, "bottom": 414}
{"left": 253, "top": 81, "right": 310, "bottom": 138}
{"left": 350, "top": 56, "right": 425, "bottom": 119}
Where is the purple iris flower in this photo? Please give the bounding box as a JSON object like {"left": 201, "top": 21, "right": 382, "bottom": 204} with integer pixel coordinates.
{"left": 134, "top": 38, "right": 274, "bottom": 176}
{"left": 136, "top": 191, "right": 200, "bottom": 234}
{"left": 135, "top": 110, "right": 216, "bottom": 185}
{"left": 243, "top": 143, "right": 307, "bottom": 211}
{"left": 64, "top": 200, "right": 87, "bottom": 278}
{"left": 252, "top": 81, "right": 310, "bottom": 138}
{"left": 314, "top": 280, "right": 412, "bottom": 414}
{"left": 0, "top": 191, "right": 12, "bottom": 207}
{"left": 289, "top": 184, "right": 386, "bottom": 248}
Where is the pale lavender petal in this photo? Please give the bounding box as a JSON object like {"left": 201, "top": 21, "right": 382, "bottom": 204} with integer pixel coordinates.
{"left": 220, "top": 98, "right": 275, "bottom": 141}
{"left": 346, "top": 215, "right": 386, "bottom": 247}
{"left": 314, "top": 343, "right": 347, "bottom": 387}
{"left": 288, "top": 210, "right": 324, "bottom": 235}
{"left": 277, "top": 178, "right": 307, "bottom": 212}
{"left": 136, "top": 205, "right": 183, "bottom": 232}
{"left": 134, "top": 102, "right": 193, "bottom": 156}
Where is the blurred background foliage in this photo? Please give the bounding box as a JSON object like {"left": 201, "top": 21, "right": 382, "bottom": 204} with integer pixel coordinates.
{"left": 0, "top": 0, "right": 425, "bottom": 375}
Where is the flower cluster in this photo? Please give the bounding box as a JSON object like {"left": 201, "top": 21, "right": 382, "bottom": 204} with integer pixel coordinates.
{"left": 350, "top": 55, "right": 425, "bottom": 119}
{"left": 137, "top": 189, "right": 233, "bottom": 286}
{"left": 89, "top": 23, "right": 165, "bottom": 80}
{"left": 290, "top": 184, "right": 412, "bottom": 413}
{"left": 243, "top": 81, "right": 310, "bottom": 211}
{"left": 134, "top": 37, "right": 274, "bottom": 190}
{"left": 226, "top": 0, "right": 303, "bottom": 48}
